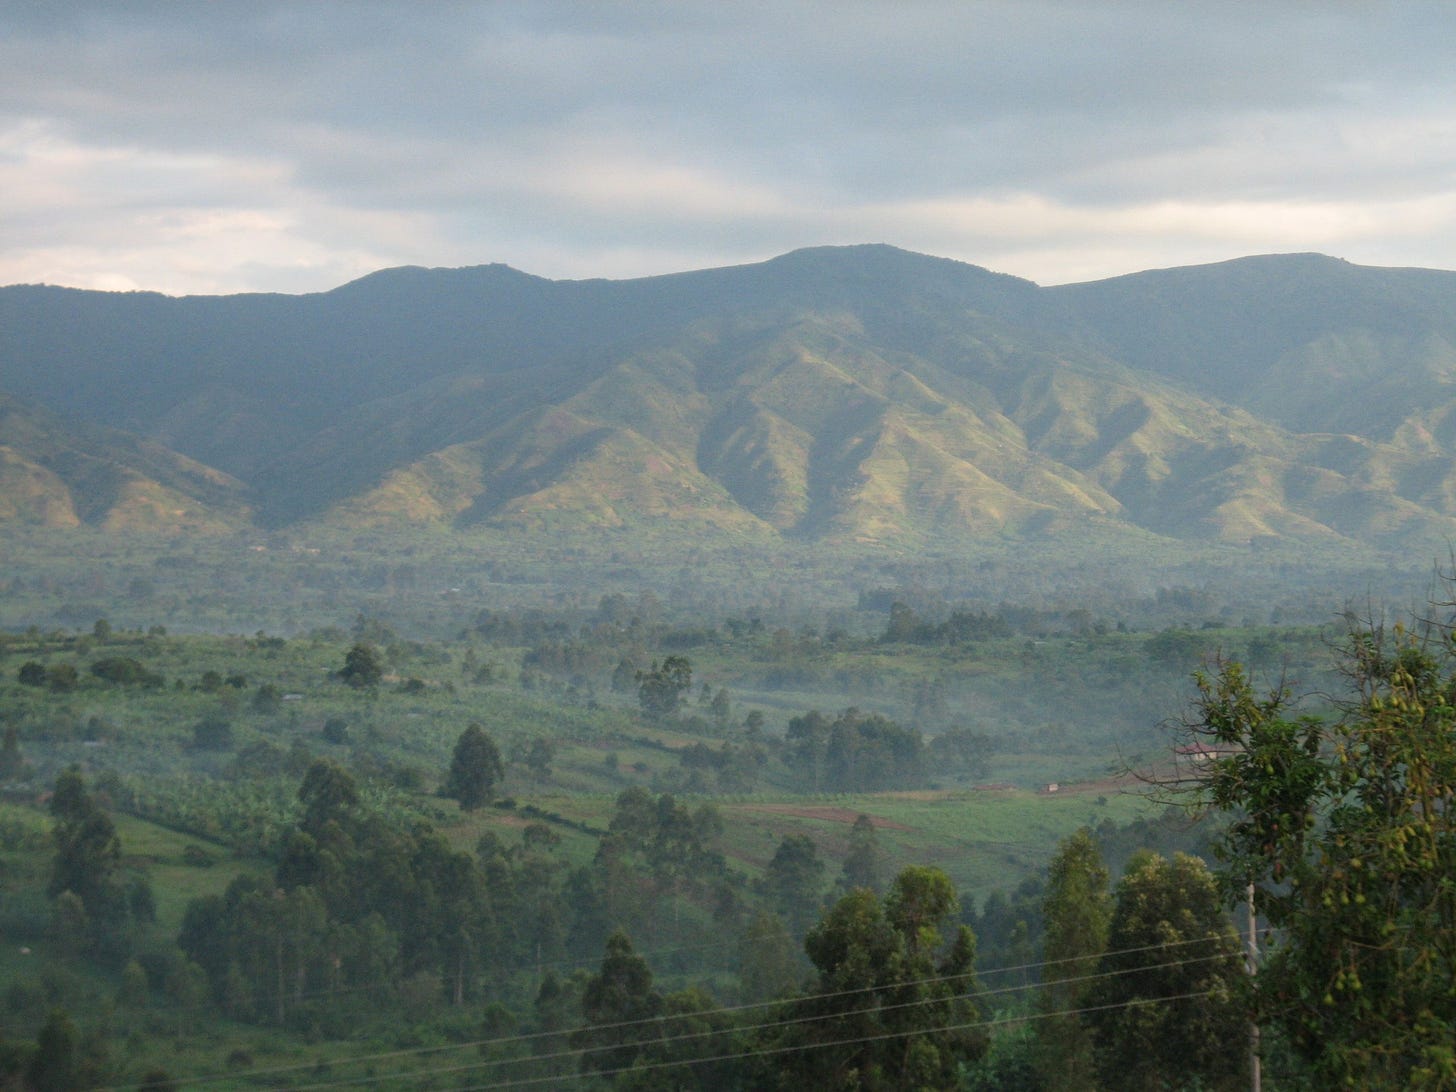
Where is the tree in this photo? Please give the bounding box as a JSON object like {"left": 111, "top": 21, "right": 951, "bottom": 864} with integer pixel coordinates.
{"left": 48, "top": 767, "right": 127, "bottom": 950}
{"left": 531, "top": 971, "right": 578, "bottom": 1081}
{"left": 785, "top": 710, "right": 830, "bottom": 791}
{"left": 118, "top": 959, "right": 150, "bottom": 1012}
{"left": 89, "top": 656, "right": 161, "bottom": 687}
{"left": 445, "top": 724, "right": 504, "bottom": 810}
{"left": 738, "top": 910, "right": 803, "bottom": 1002}
{"left": 761, "top": 834, "right": 826, "bottom": 936}
{"left": 1190, "top": 622, "right": 1456, "bottom": 1088}
{"left": 636, "top": 656, "right": 692, "bottom": 719}
{"left": 0, "top": 726, "right": 30, "bottom": 781}
{"left": 574, "top": 930, "right": 663, "bottom": 1075}
{"left": 765, "top": 866, "right": 986, "bottom": 1089}
{"left": 524, "top": 737, "right": 554, "bottom": 782}
{"left": 611, "top": 658, "right": 638, "bottom": 693}
{"left": 1084, "top": 851, "right": 1244, "bottom": 1092}
{"left": 26, "top": 1009, "right": 78, "bottom": 1092}
{"left": 297, "top": 759, "right": 358, "bottom": 836}
{"left": 127, "top": 874, "right": 156, "bottom": 924}
{"left": 1034, "top": 827, "right": 1110, "bottom": 1089}
{"left": 177, "top": 894, "right": 230, "bottom": 986}
{"left": 339, "top": 642, "right": 383, "bottom": 689}
{"left": 252, "top": 683, "right": 282, "bottom": 713}
{"left": 47, "top": 662, "right": 78, "bottom": 692}
{"left": 321, "top": 715, "right": 350, "bottom": 744}
{"left": 837, "top": 813, "right": 883, "bottom": 895}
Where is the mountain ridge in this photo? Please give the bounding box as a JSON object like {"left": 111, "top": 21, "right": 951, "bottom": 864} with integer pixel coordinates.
{"left": 4, "top": 245, "right": 1456, "bottom": 551}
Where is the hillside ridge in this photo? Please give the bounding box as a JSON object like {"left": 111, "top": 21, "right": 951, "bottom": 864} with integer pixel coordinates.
{"left": 4, "top": 245, "right": 1456, "bottom": 550}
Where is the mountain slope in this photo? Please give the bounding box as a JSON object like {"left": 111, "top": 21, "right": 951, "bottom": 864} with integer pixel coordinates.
{"left": 0, "top": 393, "right": 252, "bottom": 530}
{"left": 4, "top": 245, "right": 1456, "bottom": 550}
{"left": 1051, "top": 254, "right": 1456, "bottom": 438}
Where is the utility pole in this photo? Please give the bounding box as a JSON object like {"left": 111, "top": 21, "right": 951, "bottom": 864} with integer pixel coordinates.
{"left": 1246, "top": 881, "right": 1261, "bottom": 1092}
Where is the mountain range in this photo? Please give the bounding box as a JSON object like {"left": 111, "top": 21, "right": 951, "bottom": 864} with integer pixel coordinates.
{"left": 3, "top": 244, "right": 1456, "bottom": 552}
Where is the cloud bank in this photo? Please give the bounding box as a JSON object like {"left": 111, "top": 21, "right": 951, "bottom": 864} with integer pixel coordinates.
{"left": 2, "top": 2, "right": 1454, "bottom": 294}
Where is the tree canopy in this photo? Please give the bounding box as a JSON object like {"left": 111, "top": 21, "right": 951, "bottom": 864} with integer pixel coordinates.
{"left": 338, "top": 642, "right": 383, "bottom": 689}
{"left": 1084, "top": 850, "right": 1245, "bottom": 1091}
{"left": 1192, "top": 617, "right": 1456, "bottom": 1088}
{"left": 765, "top": 865, "right": 986, "bottom": 1089}
{"left": 635, "top": 656, "right": 693, "bottom": 720}
{"left": 444, "top": 724, "right": 504, "bottom": 810}
{"left": 786, "top": 707, "right": 925, "bottom": 792}
{"left": 48, "top": 767, "right": 127, "bottom": 955}
{"left": 1034, "top": 827, "right": 1110, "bottom": 1088}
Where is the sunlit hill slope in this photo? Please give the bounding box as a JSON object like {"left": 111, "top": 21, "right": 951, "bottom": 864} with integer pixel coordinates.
{"left": 3, "top": 245, "right": 1456, "bottom": 549}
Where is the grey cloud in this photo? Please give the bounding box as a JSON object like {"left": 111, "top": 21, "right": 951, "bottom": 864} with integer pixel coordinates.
{"left": 3, "top": 1, "right": 1455, "bottom": 291}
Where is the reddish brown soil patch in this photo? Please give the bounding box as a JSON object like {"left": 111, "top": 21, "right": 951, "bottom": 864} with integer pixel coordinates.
{"left": 487, "top": 813, "right": 533, "bottom": 828}
{"left": 731, "top": 804, "right": 913, "bottom": 831}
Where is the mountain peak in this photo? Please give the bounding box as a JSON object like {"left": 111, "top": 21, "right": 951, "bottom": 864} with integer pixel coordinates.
{"left": 328, "top": 261, "right": 543, "bottom": 296}
{"left": 765, "top": 243, "right": 1031, "bottom": 284}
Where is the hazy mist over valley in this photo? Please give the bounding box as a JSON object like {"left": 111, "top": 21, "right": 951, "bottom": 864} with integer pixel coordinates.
{"left": 6, "top": 4, "right": 1456, "bottom": 1088}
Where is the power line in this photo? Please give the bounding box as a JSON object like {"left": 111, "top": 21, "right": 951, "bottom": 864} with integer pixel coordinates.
{"left": 186, "top": 923, "right": 1215, "bottom": 1027}
{"left": 452, "top": 989, "right": 1229, "bottom": 1092}
{"left": 92, "top": 934, "right": 1237, "bottom": 1091}
{"left": 280, "top": 951, "right": 1237, "bottom": 1092}
{"left": 95, "top": 937, "right": 1233, "bottom": 1089}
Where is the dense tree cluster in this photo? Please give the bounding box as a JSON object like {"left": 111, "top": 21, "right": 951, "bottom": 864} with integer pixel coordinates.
{"left": 881, "top": 601, "right": 1013, "bottom": 644}
{"left": 635, "top": 656, "right": 693, "bottom": 720}
{"left": 177, "top": 758, "right": 571, "bottom": 1026}
{"left": 522, "top": 638, "right": 620, "bottom": 679}
{"left": 11, "top": 755, "right": 1270, "bottom": 1091}
{"left": 591, "top": 787, "right": 730, "bottom": 950}
{"left": 47, "top": 767, "right": 135, "bottom": 963}
{"left": 88, "top": 655, "right": 164, "bottom": 687}
{"left": 765, "top": 866, "right": 987, "bottom": 1089}
{"left": 786, "top": 707, "right": 925, "bottom": 791}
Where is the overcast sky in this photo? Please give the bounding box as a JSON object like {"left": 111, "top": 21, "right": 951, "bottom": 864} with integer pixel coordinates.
{"left": 3, "top": 2, "right": 1454, "bottom": 295}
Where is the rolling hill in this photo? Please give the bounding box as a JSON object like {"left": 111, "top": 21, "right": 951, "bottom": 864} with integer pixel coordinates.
{"left": 3, "top": 245, "right": 1456, "bottom": 549}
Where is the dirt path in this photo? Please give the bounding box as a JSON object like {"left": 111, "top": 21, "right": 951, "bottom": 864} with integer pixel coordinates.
{"left": 729, "top": 804, "right": 913, "bottom": 831}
